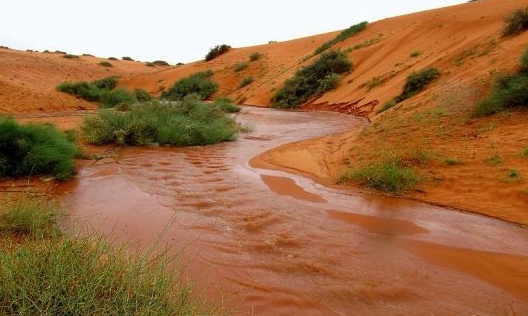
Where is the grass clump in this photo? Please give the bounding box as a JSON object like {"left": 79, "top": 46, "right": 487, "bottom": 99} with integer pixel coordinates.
{"left": 98, "top": 61, "right": 113, "bottom": 67}
{"left": 272, "top": 49, "right": 351, "bottom": 108}
{"left": 234, "top": 61, "right": 249, "bottom": 72}
{"left": 474, "top": 47, "right": 528, "bottom": 116}
{"left": 205, "top": 44, "right": 231, "bottom": 61}
{"left": 161, "top": 70, "right": 217, "bottom": 101}
{"left": 108, "top": 56, "right": 118, "bottom": 60}
{"left": 211, "top": 97, "right": 241, "bottom": 113}
{"left": 410, "top": 50, "right": 423, "bottom": 58}
{"left": 249, "top": 52, "right": 262, "bottom": 61}
{"left": 100, "top": 88, "right": 136, "bottom": 108}
{"left": 394, "top": 67, "right": 441, "bottom": 103}
{"left": 152, "top": 60, "right": 170, "bottom": 66}
{"left": 376, "top": 100, "right": 397, "bottom": 114}
{"left": 314, "top": 21, "right": 368, "bottom": 55}
{"left": 133, "top": 88, "right": 152, "bottom": 102}
{"left": 121, "top": 56, "right": 134, "bottom": 61}
{"left": 0, "top": 117, "right": 78, "bottom": 180}
{"left": 0, "top": 198, "right": 216, "bottom": 316}
{"left": 502, "top": 7, "right": 528, "bottom": 36}
{"left": 484, "top": 153, "right": 502, "bottom": 166}
{"left": 444, "top": 157, "right": 463, "bottom": 165}
{"left": 342, "top": 157, "right": 417, "bottom": 193}
{"left": 521, "top": 147, "right": 528, "bottom": 157}
{"left": 62, "top": 54, "right": 79, "bottom": 59}
{"left": 239, "top": 76, "right": 254, "bottom": 88}
{"left": 81, "top": 99, "right": 237, "bottom": 146}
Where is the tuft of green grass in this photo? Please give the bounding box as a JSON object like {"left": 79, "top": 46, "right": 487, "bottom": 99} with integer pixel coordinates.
{"left": 0, "top": 199, "right": 218, "bottom": 316}
{"left": 205, "top": 44, "right": 231, "bottom": 61}
{"left": 410, "top": 50, "right": 423, "bottom": 58}
{"left": 484, "top": 154, "right": 502, "bottom": 166}
{"left": 249, "top": 52, "right": 261, "bottom": 61}
{"left": 121, "top": 56, "right": 134, "bottom": 61}
{"left": 239, "top": 76, "right": 254, "bottom": 88}
{"left": 504, "top": 169, "right": 521, "bottom": 182}
{"left": 100, "top": 88, "right": 137, "bottom": 108}
{"left": 394, "top": 67, "right": 441, "bottom": 103}
{"left": 314, "top": 21, "right": 368, "bottom": 55}
{"left": 376, "top": 99, "right": 396, "bottom": 114}
{"left": 98, "top": 61, "right": 113, "bottom": 67}
{"left": 342, "top": 157, "right": 417, "bottom": 193}
{"left": 502, "top": 6, "right": 528, "bottom": 36}
{"left": 272, "top": 49, "right": 351, "bottom": 108}
{"left": 133, "top": 88, "right": 152, "bottom": 102}
{"left": 62, "top": 54, "right": 79, "bottom": 59}
{"left": 234, "top": 61, "right": 249, "bottom": 72}
{"left": 152, "top": 60, "right": 170, "bottom": 66}
{"left": 365, "top": 76, "right": 386, "bottom": 91}
{"left": 0, "top": 117, "right": 78, "bottom": 180}
{"left": 444, "top": 157, "right": 463, "bottom": 165}
{"left": 56, "top": 76, "right": 120, "bottom": 105}
{"left": 161, "top": 70, "right": 217, "bottom": 101}
{"left": 211, "top": 97, "right": 241, "bottom": 113}
{"left": 81, "top": 99, "right": 237, "bottom": 146}
{"left": 521, "top": 147, "right": 528, "bottom": 157}
{"left": 108, "top": 57, "right": 118, "bottom": 60}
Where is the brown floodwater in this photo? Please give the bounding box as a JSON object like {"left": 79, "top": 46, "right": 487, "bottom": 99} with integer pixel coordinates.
{"left": 58, "top": 107, "right": 528, "bottom": 316}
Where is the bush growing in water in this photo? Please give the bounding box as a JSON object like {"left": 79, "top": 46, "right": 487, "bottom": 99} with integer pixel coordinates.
{"left": 205, "top": 44, "right": 231, "bottom": 61}
{"left": 474, "top": 47, "right": 528, "bottom": 116}
{"left": 81, "top": 99, "right": 237, "bottom": 146}
{"left": 502, "top": 7, "right": 528, "bottom": 36}
{"left": 394, "top": 67, "right": 441, "bottom": 103}
{"left": 211, "top": 97, "right": 241, "bottom": 113}
{"left": 271, "top": 50, "right": 351, "bottom": 108}
{"left": 314, "top": 21, "right": 368, "bottom": 55}
{"left": 0, "top": 117, "right": 77, "bottom": 180}
{"left": 161, "top": 70, "right": 218, "bottom": 101}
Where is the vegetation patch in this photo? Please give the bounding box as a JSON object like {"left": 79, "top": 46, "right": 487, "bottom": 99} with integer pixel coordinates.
{"left": 0, "top": 117, "right": 77, "bottom": 180}
{"left": 239, "top": 76, "right": 254, "bottom": 88}
{"left": 249, "top": 52, "right": 261, "bottom": 61}
{"left": 121, "top": 56, "right": 134, "bottom": 61}
{"left": 205, "top": 44, "right": 231, "bottom": 61}
{"left": 444, "top": 157, "right": 463, "bottom": 165}
{"left": 502, "top": 6, "right": 528, "bottom": 36}
{"left": 484, "top": 153, "right": 502, "bottom": 166}
{"left": 410, "top": 50, "right": 423, "bottom": 58}
{"left": 272, "top": 50, "right": 352, "bottom": 108}
{"left": 394, "top": 67, "right": 441, "bottom": 103}
{"left": 211, "top": 97, "right": 241, "bottom": 113}
{"left": 314, "top": 21, "right": 368, "bottom": 55}
{"left": 108, "top": 57, "right": 118, "bottom": 60}
{"left": 376, "top": 100, "right": 396, "bottom": 114}
{"left": 0, "top": 198, "right": 217, "bottom": 316}
{"left": 234, "top": 61, "right": 249, "bottom": 72}
{"left": 98, "top": 61, "right": 113, "bottom": 67}
{"left": 81, "top": 99, "right": 237, "bottom": 146}
{"left": 341, "top": 157, "right": 417, "bottom": 193}
{"left": 521, "top": 147, "right": 528, "bottom": 157}
{"left": 152, "top": 60, "right": 170, "bottom": 66}
{"left": 474, "top": 47, "right": 528, "bottom": 116}
{"left": 62, "top": 54, "right": 79, "bottom": 59}
{"left": 161, "top": 70, "right": 217, "bottom": 101}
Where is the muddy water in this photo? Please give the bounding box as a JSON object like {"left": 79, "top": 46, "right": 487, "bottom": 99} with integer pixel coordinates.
{"left": 59, "top": 107, "right": 528, "bottom": 316}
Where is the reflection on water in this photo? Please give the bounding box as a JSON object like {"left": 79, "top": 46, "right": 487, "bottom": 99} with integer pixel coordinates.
{"left": 59, "top": 107, "right": 528, "bottom": 316}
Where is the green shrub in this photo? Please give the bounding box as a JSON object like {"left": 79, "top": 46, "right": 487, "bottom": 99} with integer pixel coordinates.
{"left": 444, "top": 157, "right": 463, "bottom": 165}
{"left": 98, "top": 61, "right": 113, "bottom": 67}
{"left": 63, "top": 54, "right": 79, "bottom": 59}
{"left": 234, "top": 61, "right": 249, "bottom": 72}
{"left": 133, "top": 89, "right": 152, "bottom": 102}
{"left": 121, "top": 56, "right": 134, "bottom": 61}
{"left": 239, "top": 76, "right": 254, "bottom": 88}
{"left": 100, "top": 88, "right": 137, "bottom": 108}
{"left": 410, "top": 50, "right": 423, "bottom": 58}
{"left": 108, "top": 57, "right": 118, "bottom": 60}
{"left": 205, "top": 44, "right": 231, "bottom": 61}
{"left": 152, "top": 60, "right": 170, "bottom": 66}
{"left": 521, "top": 147, "right": 528, "bottom": 157}
{"left": 502, "top": 7, "right": 528, "bottom": 36}
{"left": 0, "top": 200, "right": 215, "bottom": 316}
{"left": 81, "top": 99, "right": 237, "bottom": 146}
{"left": 314, "top": 21, "right": 368, "bottom": 55}
{"left": 161, "top": 70, "right": 218, "bottom": 101}
{"left": 0, "top": 117, "right": 77, "bottom": 180}
{"left": 376, "top": 99, "right": 397, "bottom": 114}
{"left": 92, "top": 76, "right": 118, "bottom": 91}
{"left": 272, "top": 50, "right": 351, "bottom": 108}
{"left": 395, "top": 67, "right": 441, "bottom": 102}
{"left": 56, "top": 81, "right": 101, "bottom": 102}
{"left": 342, "top": 157, "right": 417, "bottom": 193}
{"left": 474, "top": 72, "right": 528, "bottom": 116}
{"left": 249, "top": 52, "right": 261, "bottom": 61}
{"left": 521, "top": 48, "right": 528, "bottom": 73}
{"left": 211, "top": 98, "right": 241, "bottom": 113}
{"left": 145, "top": 62, "right": 155, "bottom": 67}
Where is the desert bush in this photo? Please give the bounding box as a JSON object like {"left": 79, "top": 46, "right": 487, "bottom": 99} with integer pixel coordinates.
{"left": 81, "top": 99, "right": 237, "bottom": 146}
{"left": 234, "top": 61, "right": 249, "bottom": 72}
{"left": 63, "top": 54, "right": 79, "bottom": 59}
{"left": 394, "top": 67, "right": 441, "bottom": 103}
{"left": 100, "top": 88, "right": 137, "bottom": 108}
{"left": 211, "top": 98, "right": 241, "bottom": 113}
{"left": 0, "top": 117, "right": 77, "bottom": 180}
{"left": 474, "top": 47, "right": 528, "bottom": 116}
{"left": 161, "top": 70, "right": 218, "bottom": 101}
{"left": 249, "top": 52, "right": 262, "bottom": 61}
{"left": 314, "top": 21, "right": 368, "bottom": 55}
{"left": 121, "top": 56, "right": 134, "bottom": 61}
{"left": 502, "top": 7, "right": 528, "bottom": 36}
{"left": 98, "top": 61, "right": 113, "bottom": 67}
{"left": 152, "top": 60, "right": 170, "bottom": 66}
{"left": 92, "top": 76, "right": 118, "bottom": 91}
{"left": 133, "top": 89, "right": 152, "bottom": 102}
{"left": 410, "top": 50, "right": 423, "bottom": 58}
{"left": 56, "top": 81, "right": 101, "bottom": 102}
{"left": 342, "top": 157, "right": 417, "bottom": 193}
{"left": 145, "top": 62, "right": 155, "bottom": 67}
{"left": 108, "top": 57, "right": 118, "bottom": 60}
{"left": 272, "top": 50, "right": 351, "bottom": 108}
{"left": 239, "top": 76, "right": 254, "bottom": 88}
{"left": 205, "top": 44, "right": 231, "bottom": 61}
{"left": 376, "top": 99, "right": 397, "bottom": 114}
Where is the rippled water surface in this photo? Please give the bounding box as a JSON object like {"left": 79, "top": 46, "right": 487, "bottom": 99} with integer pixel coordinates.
{"left": 59, "top": 107, "right": 528, "bottom": 316}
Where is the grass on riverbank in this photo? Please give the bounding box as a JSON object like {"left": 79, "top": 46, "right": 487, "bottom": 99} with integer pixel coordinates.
{"left": 0, "top": 197, "right": 218, "bottom": 315}
{"left": 81, "top": 98, "right": 238, "bottom": 146}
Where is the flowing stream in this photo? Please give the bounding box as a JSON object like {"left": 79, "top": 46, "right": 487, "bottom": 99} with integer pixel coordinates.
{"left": 58, "top": 106, "right": 528, "bottom": 316}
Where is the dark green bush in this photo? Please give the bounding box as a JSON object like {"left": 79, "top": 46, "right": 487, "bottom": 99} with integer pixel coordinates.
{"left": 63, "top": 54, "right": 79, "bottom": 59}
{"left": 121, "top": 56, "right": 134, "bottom": 61}
{"left": 205, "top": 44, "right": 231, "bottom": 61}
{"left": 133, "top": 89, "right": 152, "bottom": 102}
{"left": 152, "top": 60, "right": 170, "bottom": 66}
{"left": 502, "top": 7, "right": 528, "bottom": 36}
{"left": 100, "top": 88, "right": 137, "bottom": 108}
{"left": 272, "top": 50, "right": 351, "bottom": 108}
{"left": 145, "top": 62, "right": 155, "bottom": 67}
{"left": 98, "top": 61, "right": 113, "bottom": 67}
{"left": 92, "top": 76, "right": 118, "bottom": 91}
{"left": 249, "top": 52, "right": 261, "bottom": 61}
{"left": 376, "top": 100, "right": 397, "bottom": 114}
{"left": 108, "top": 57, "right": 118, "bottom": 60}
{"left": 314, "top": 21, "right": 368, "bottom": 55}
{"left": 395, "top": 67, "right": 441, "bottom": 103}
{"left": 474, "top": 47, "right": 528, "bottom": 116}
{"left": 234, "top": 61, "right": 249, "bottom": 72}
{"left": 81, "top": 99, "right": 237, "bottom": 146}
{"left": 0, "top": 117, "right": 77, "bottom": 180}
{"left": 239, "top": 76, "right": 254, "bottom": 88}
{"left": 161, "top": 70, "right": 218, "bottom": 101}
{"left": 211, "top": 98, "right": 241, "bottom": 113}
{"left": 56, "top": 81, "right": 101, "bottom": 102}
